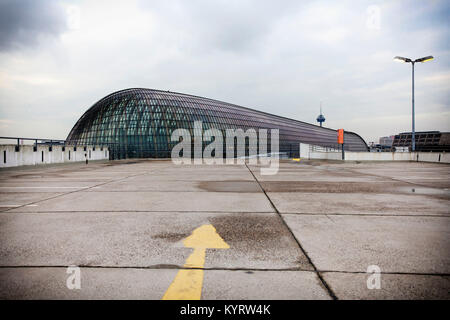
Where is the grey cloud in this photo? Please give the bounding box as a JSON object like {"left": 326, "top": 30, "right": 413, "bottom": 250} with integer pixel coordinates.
{"left": 0, "top": 1, "right": 448, "bottom": 142}
{"left": 142, "top": 0, "right": 302, "bottom": 53}
{"left": 0, "top": 0, "right": 67, "bottom": 51}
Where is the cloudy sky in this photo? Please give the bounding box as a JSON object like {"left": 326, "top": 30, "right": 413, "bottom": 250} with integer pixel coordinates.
{"left": 0, "top": 0, "right": 448, "bottom": 143}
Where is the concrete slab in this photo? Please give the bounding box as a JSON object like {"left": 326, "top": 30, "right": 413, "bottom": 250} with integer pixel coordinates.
{"left": 0, "top": 171, "right": 136, "bottom": 182}
{"left": 129, "top": 164, "right": 256, "bottom": 182}
{"left": 283, "top": 214, "right": 450, "bottom": 273}
{"left": 269, "top": 192, "right": 450, "bottom": 215}
{"left": 322, "top": 272, "right": 450, "bottom": 300}
{"left": 8, "top": 191, "right": 274, "bottom": 213}
{"left": 394, "top": 179, "right": 450, "bottom": 189}
{"left": 251, "top": 171, "right": 388, "bottom": 182}
{"left": 260, "top": 181, "right": 450, "bottom": 198}
{"left": 89, "top": 179, "right": 205, "bottom": 192}
{"left": 1, "top": 159, "right": 449, "bottom": 299}
{"left": 0, "top": 267, "right": 176, "bottom": 300}
{"left": 0, "top": 268, "right": 329, "bottom": 300}
{"left": 128, "top": 172, "right": 256, "bottom": 182}
{"left": 0, "top": 181, "right": 101, "bottom": 193}
{"left": 0, "top": 192, "right": 63, "bottom": 211}
{"left": 89, "top": 179, "right": 262, "bottom": 193}
{"left": 0, "top": 211, "right": 309, "bottom": 270}
{"left": 347, "top": 164, "right": 450, "bottom": 189}
{"left": 202, "top": 270, "right": 330, "bottom": 300}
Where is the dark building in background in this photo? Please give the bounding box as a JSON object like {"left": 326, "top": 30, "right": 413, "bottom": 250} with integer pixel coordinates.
{"left": 67, "top": 88, "right": 368, "bottom": 159}
{"left": 392, "top": 131, "right": 450, "bottom": 152}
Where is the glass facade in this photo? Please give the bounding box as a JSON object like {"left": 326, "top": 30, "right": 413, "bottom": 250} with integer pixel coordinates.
{"left": 66, "top": 88, "right": 368, "bottom": 159}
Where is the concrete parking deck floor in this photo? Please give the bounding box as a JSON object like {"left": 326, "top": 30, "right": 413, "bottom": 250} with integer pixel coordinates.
{"left": 0, "top": 159, "right": 449, "bottom": 299}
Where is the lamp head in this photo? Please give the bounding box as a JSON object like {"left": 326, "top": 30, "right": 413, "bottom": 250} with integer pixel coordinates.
{"left": 394, "top": 56, "right": 412, "bottom": 63}
{"left": 415, "top": 56, "right": 434, "bottom": 63}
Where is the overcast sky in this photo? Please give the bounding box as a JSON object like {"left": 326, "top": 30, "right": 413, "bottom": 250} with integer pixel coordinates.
{"left": 0, "top": 0, "right": 448, "bottom": 143}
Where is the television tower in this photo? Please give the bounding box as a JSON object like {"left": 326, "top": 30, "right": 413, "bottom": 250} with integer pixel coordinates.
{"left": 316, "top": 102, "right": 325, "bottom": 127}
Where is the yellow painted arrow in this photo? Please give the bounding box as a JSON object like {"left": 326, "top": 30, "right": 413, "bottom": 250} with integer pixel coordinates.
{"left": 162, "top": 224, "right": 229, "bottom": 300}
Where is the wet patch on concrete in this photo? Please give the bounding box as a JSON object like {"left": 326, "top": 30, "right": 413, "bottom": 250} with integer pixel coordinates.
{"left": 197, "top": 181, "right": 262, "bottom": 193}
{"left": 207, "top": 213, "right": 313, "bottom": 270}
{"left": 260, "top": 181, "right": 450, "bottom": 199}
{"left": 151, "top": 232, "right": 188, "bottom": 242}
{"left": 261, "top": 181, "right": 398, "bottom": 193}
{"left": 210, "top": 214, "right": 285, "bottom": 243}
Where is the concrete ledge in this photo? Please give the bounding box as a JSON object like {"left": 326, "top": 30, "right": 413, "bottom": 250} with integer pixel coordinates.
{"left": 0, "top": 144, "right": 109, "bottom": 168}
{"left": 300, "top": 143, "right": 449, "bottom": 163}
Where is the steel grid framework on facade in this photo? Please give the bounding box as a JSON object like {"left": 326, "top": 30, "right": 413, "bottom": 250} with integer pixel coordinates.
{"left": 66, "top": 88, "right": 368, "bottom": 159}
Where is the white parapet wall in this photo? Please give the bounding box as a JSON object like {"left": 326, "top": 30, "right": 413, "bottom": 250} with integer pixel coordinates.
{"left": 0, "top": 144, "right": 109, "bottom": 168}
{"left": 299, "top": 143, "right": 450, "bottom": 163}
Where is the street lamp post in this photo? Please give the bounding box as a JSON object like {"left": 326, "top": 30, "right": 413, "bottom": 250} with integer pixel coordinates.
{"left": 394, "top": 55, "right": 434, "bottom": 151}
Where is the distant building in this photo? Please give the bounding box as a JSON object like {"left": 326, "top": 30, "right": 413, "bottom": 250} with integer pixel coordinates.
{"left": 379, "top": 135, "right": 394, "bottom": 147}
{"left": 367, "top": 136, "right": 395, "bottom": 152}
{"left": 66, "top": 88, "right": 368, "bottom": 159}
{"left": 392, "top": 131, "right": 450, "bottom": 152}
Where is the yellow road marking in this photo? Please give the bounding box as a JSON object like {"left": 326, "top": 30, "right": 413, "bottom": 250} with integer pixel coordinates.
{"left": 292, "top": 158, "right": 301, "bottom": 162}
{"left": 162, "top": 224, "right": 229, "bottom": 300}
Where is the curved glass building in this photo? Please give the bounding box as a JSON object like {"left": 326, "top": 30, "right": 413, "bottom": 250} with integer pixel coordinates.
{"left": 67, "top": 88, "right": 368, "bottom": 159}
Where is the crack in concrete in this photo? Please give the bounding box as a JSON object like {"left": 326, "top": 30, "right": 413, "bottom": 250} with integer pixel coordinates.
{"left": 243, "top": 162, "right": 339, "bottom": 300}
{"left": 0, "top": 168, "right": 155, "bottom": 213}
{"left": 2, "top": 265, "right": 446, "bottom": 277}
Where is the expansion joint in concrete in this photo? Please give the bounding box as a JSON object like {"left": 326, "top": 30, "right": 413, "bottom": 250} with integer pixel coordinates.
{"left": 243, "top": 162, "right": 339, "bottom": 300}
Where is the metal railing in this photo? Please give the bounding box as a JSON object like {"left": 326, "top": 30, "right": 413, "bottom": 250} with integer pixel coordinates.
{"left": 0, "top": 136, "right": 65, "bottom": 146}
{"left": 0, "top": 136, "right": 67, "bottom": 152}
{"left": 0, "top": 136, "right": 113, "bottom": 153}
